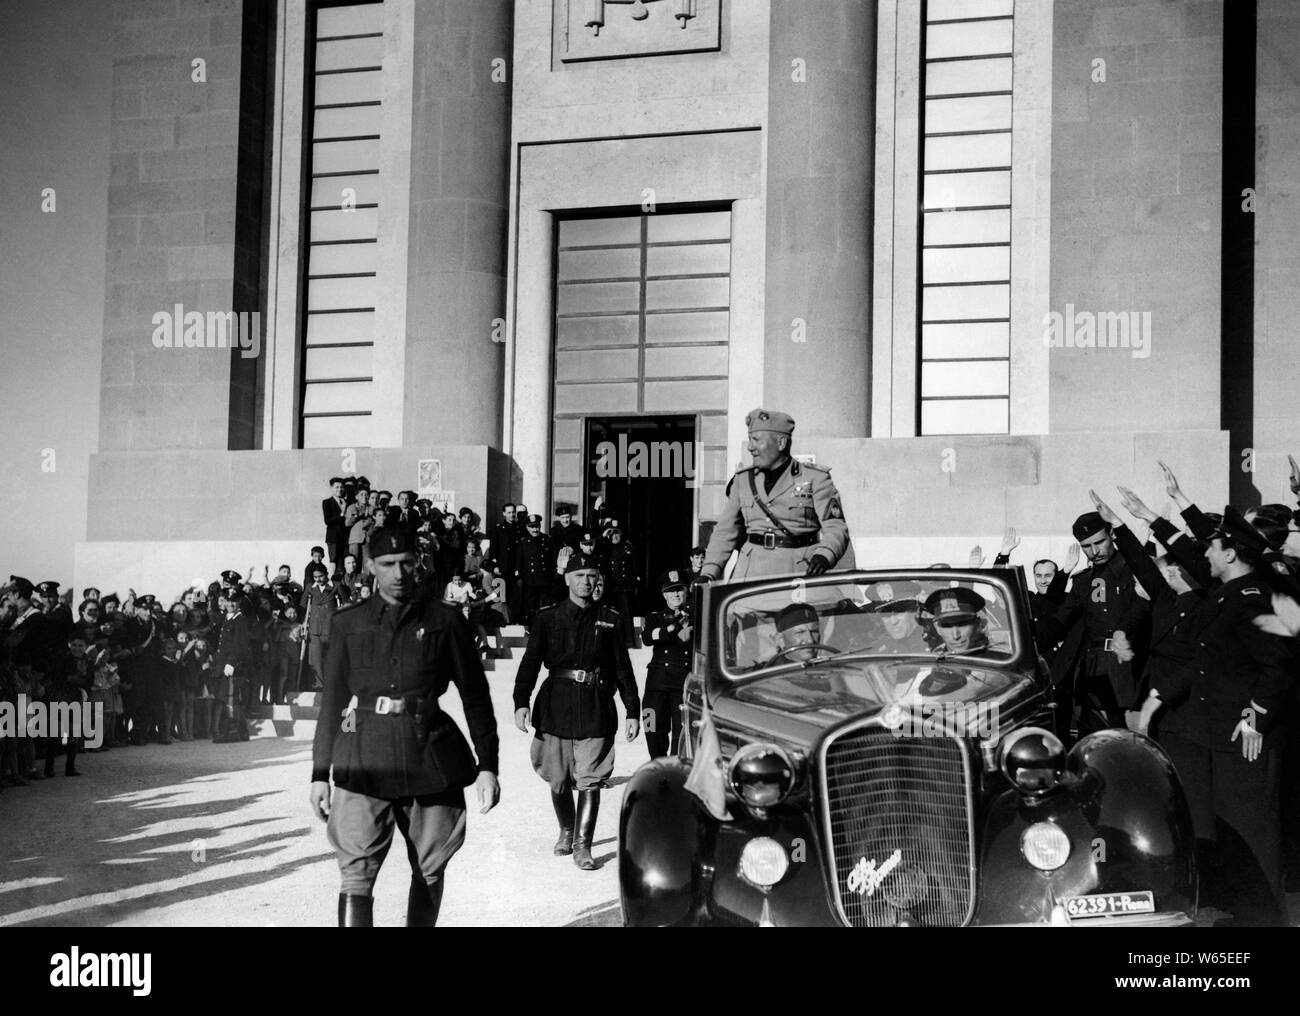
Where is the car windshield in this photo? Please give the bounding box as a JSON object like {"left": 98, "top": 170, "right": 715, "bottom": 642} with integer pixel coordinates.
{"left": 719, "top": 574, "right": 1020, "bottom": 678}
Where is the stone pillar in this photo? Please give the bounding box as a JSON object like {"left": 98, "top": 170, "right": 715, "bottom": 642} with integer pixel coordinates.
{"left": 99, "top": 0, "right": 260, "bottom": 453}
{"left": 404, "top": 0, "right": 513, "bottom": 448}
{"left": 763, "top": 0, "right": 875, "bottom": 438}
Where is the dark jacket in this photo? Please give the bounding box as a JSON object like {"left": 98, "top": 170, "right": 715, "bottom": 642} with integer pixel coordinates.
{"left": 311, "top": 593, "right": 498, "bottom": 798}
{"left": 514, "top": 533, "right": 555, "bottom": 588}
{"left": 550, "top": 522, "right": 585, "bottom": 553}
{"left": 643, "top": 607, "right": 692, "bottom": 692}
{"left": 214, "top": 610, "right": 252, "bottom": 677}
{"left": 322, "top": 495, "right": 348, "bottom": 545}
{"left": 489, "top": 519, "right": 518, "bottom": 575}
{"left": 604, "top": 541, "right": 639, "bottom": 592}
{"left": 1111, "top": 524, "right": 1205, "bottom": 740}
{"left": 1036, "top": 551, "right": 1150, "bottom": 708}
{"left": 513, "top": 597, "right": 639, "bottom": 738}
{"left": 1186, "top": 572, "right": 1294, "bottom": 749}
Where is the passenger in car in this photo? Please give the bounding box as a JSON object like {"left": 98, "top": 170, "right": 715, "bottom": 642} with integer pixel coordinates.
{"left": 924, "top": 588, "right": 990, "bottom": 656}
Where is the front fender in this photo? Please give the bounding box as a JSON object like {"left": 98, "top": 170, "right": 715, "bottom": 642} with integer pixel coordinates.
{"left": 618, "top": 758, "right": 712, "bottom": 927}
{"left": 975, "top": 730, "right": 1197, "bottom": 924}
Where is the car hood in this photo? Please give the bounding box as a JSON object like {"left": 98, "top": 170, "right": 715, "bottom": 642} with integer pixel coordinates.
{"left": 714, "top": 659, "right": 1035, "bottom": 734}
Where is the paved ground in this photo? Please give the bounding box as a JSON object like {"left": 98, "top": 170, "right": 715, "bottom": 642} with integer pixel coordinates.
{"left": 0, "top": 653, "right": 642, "bottom": 928}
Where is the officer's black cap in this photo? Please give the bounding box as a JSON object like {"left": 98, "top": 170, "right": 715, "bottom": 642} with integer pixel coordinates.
{"left": 526, "top": 514, "right": 542, "bottom": 526}
{"left": 329, "top": 476, "right": 344, "bottom": 485}
{"left": 565, "top": 553, "right": 602, "bottom": 575}
{"left": 369, "top": 528, "right": 415, "bottom": 558}
{"left": 1211, "top": 506, "right": 1270, "bottom": 557}
{"left": 659, "top": 569, "right": 688, "bottom": 593}
{"left": 220, "top": 569, "right": 241, "bottom": 586}
{"left": 1072, "top": 511, "right": 1109, "bottom": 541}
{"left": 136, "top": 594, "right": 157, "bottom": 608}
{"left": 924, "top": 587, "right": 986, "bottom": 623}
{"left": 579, "top": 531, "right": 596, "bottom": 543}
{"left": 776, "top": 601, "right": 818, "bottom": 632}
{"left": 36, "top": 581, "right": 60, "bottom": 598}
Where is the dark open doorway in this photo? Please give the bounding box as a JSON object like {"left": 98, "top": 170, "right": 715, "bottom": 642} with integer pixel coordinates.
{"left": 584, "top": 415, "right": 696, "bottom": 618}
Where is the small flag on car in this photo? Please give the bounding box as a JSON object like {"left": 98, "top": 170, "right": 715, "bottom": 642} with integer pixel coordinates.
{"left": 684, "top": 696, "right": 732, "bottom": 821}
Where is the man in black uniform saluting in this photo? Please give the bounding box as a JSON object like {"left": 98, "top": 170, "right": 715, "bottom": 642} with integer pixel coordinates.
{"left": 514, "top": 553, "right": 640, "bottom": 870}
{"left": 642, "top": 569, "right": 693, "bottom": 759}
{"left": 309, "top": 528, "right": 500, "bottom": 927}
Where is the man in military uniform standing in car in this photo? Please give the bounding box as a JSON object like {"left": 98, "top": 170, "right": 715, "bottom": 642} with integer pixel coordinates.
{"left": 310, "top": 528, "right": 500, "bottom": 927}
{"left": 700, "top": 408, "right": 853, "bottom": 583}
{"left": 514, "top": 553, "right": 639, "bottom": 870}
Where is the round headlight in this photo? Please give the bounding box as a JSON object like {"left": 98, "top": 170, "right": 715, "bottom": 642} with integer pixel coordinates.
{"left": 739, "top": 836, "right": 790, "bottom": 888}
{"left": 728, "top": 743, "right": 795, "bottom": 812}
{"left": 1020, "top": 821, "right": 1071, "bottom": 871}
{"left": 999, "top": 727, "right": 1065, "bottom": 795}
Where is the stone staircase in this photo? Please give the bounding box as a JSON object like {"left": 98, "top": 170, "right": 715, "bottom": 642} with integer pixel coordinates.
{"left": 246, "top": 622, "right": 652, "bottom": 740}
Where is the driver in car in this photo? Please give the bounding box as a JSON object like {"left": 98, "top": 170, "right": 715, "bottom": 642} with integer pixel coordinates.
{"left": 770, "top": 601, "right": 826, "bottom": 664}
{"left": 924, "top": 587, "right": 990, "bottom": 656}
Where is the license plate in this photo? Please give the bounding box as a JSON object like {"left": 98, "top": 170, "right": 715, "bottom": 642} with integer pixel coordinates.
{"left": 1062, "top": 891, "right": 1155, "bottom": 919}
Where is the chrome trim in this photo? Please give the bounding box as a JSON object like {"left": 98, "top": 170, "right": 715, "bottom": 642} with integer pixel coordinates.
{"left": 817, "top": 714, "right": 979, "bottom": 927}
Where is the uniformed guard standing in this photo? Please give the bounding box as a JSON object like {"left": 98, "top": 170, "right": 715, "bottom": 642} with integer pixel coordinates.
{"left": 1035, "top": 511, "right": 1151, "bottom": 739}
{"left": 513, "top": 514, "right": 556, "bottom": 629}
{"left": 513, "top": 553, "right": 640, "bottom": 870}
{"left": 309, "top": 528, "right": 500, "bottom": 927}
{"left": 700, "top": 408, "right": 853, "bottom": 583}
{"left": 642, "top": 570, "right": 693, "bottom": 758}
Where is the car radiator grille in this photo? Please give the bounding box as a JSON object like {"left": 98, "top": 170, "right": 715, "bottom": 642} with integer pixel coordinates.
{"left": 822, "top": 726, "right": 976, "bottom": 927}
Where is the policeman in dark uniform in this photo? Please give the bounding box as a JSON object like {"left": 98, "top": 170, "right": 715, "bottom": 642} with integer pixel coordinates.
{"left": 213, "top": 591, "right": 252, "bottom": 742}
{"left": 642, "top": 569, "right": 693, "bottom": 758}
{"left": 513, "top": 553, "right": 640, "bottom": 870}
{"left": 310, "top": 528, "right": 500, "bottom": 927}
{"left": 36, "top": 582, "right": 74, "bottom": 649}
{"left": 868, "top": 583, "right": 932, "bottom": 654}
{"left": 513, "top": 514, "right": 555, "bottom": 628}
{"left": 701, "top": 408, "right": 853, "bottom": 582}
{"left": 1181, "top": 508, "right": 1294, "bottom": 925}
{"left": 924, "top": 587, "right": 990, "bottom": 656}
{"left": 1036, "top": 511, "right": 1150, "bottom": 739}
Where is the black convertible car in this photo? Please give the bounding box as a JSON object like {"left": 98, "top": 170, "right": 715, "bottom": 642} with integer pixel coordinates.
{"left": 618, "top": 569, "right": 1198, "bottom": 927}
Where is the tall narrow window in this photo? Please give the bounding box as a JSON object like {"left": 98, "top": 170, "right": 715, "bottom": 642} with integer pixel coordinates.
{"left": 551, "top": 209, "right": 731, "bottom": 518}
{"left": 918, "top": 0, "right": 1014, "bottom": 435}
{"left": 299, "top": 1, "right": 384, "bottom": 448}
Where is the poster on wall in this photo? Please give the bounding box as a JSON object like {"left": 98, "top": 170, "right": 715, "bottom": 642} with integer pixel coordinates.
{"left": 417, "top": 459, "right": 442, "bottom": 498}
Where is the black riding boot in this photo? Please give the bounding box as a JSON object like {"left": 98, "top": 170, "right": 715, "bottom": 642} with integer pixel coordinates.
{"left": 551, "top": 790, "right": 576, "bottom": 855}
{"left": 337, "top": 893, "right": 373, "bottom": 927}
{"left": 572, "top": 790, "right": 600, "bottom": 871}
{"left": 406, "top": 875, "right": 444, "bottom": 927}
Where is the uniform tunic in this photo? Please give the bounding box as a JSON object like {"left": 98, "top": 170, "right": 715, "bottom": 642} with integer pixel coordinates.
{"left": 702, "top": 457, "right": 852, "bottom": 582}
{"left": 642, "top": 606, "right": 693, "bottom": 758}
{"left": 311, "top": 593, "right": 498, "bottom": 799}
{"left": 513, "top": 597, "right": 639, "bottom": 739}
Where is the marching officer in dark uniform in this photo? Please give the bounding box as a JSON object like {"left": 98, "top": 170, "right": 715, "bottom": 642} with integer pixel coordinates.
{"left": 513, "top": 514, "right": 555, "bottom": 628}
{"left": 1035, "top": 510, "right": 1150, "bottom": 740}
{"left": 513, "top": 553, "right": 640, "bottom": 870}
{"left": 701, "top": 408, "right": 853, "bottom": 582}
{"left": 310, "top": 528, "right": 499, "bottom": 927}
{"left": 642, "top": 569, "right": 693, "bottom": 758}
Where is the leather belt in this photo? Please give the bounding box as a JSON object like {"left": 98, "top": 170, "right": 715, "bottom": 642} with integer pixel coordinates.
{"left": 346, "top": 693, "right": 419, "bottom": 715}
{"left": 552, "top": 668, "right": 600, "bottom": 685}
{"left": 747, "top": 530, "right": 819, "bottom": 550}
{"left": 1085, "top": 638, "right": 1114, "bottom": 652}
